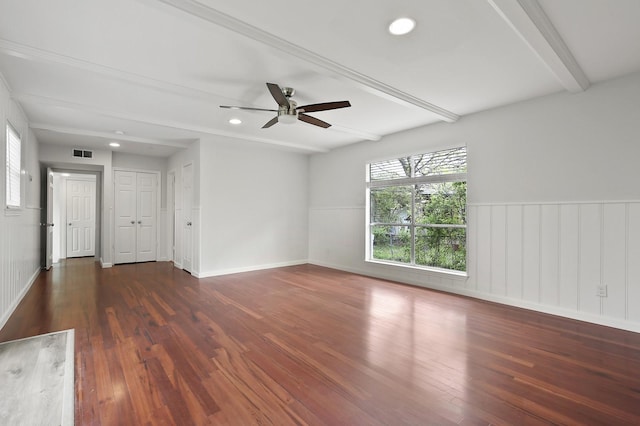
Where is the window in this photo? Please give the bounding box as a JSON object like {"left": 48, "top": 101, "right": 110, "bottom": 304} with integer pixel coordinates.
{"left": 367, "top": 146, "right": 467, "bottom": 272}
{"left": 5, "top": 123, "right": 21, "bottom": 209}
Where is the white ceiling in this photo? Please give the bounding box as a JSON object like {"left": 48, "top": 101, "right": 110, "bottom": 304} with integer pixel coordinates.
{"left": 0, "top": 0, "right": 639, "bottom": 156}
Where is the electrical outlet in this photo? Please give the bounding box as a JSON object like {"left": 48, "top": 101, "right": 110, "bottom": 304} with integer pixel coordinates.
{"left": 596, "top": 285, "right": 608, "bottom": 297}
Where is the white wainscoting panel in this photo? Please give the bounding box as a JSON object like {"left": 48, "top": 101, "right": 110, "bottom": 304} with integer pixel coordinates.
{"left": 0, "top": 208, "right": 41, "bottom": 329}
{"left": 579, "top": 204, "right": 601, "bottom": 315}
{"left": 468, "top": 201, "right": 640, "bottom": 328}
{"left": 506, "top": 205, "right": 523, "bottom": 299}
{"left": 522, "top": 205, "right": 541, "bottom": 302}
{"left": 540, "top": 204, "right": 559, "bottom": 306}
{"left": 476, "top": 205, "right": 492, "bottom": 293}
{"left": 559, "top": 204, "right": 579, "bottom": 310}
{"left": 602, "top": 203, "right": 626, "bottom": 320}
{"left": 627, "top": 203, "right": 640, "bottom": 323}
{"left": 490, "top": 205, "right": 507, "bottom": 296}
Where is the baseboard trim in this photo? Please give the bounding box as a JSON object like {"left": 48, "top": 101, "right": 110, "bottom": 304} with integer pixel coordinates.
{"left": 196, "top": 259, "right": 308, "bottom": 278}
{"left": 0, "top": 267, "right": 40, "bottom": 331}
{"left": 308, "top": 260, "right": 640, "bottom": 334}
{"left": 99, "top": 258, "right": 113, "bottom": 268}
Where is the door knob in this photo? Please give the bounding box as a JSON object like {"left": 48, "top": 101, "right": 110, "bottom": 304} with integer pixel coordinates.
{"left": 68, "top": 223, "right": 71, "bottom": 226}
{"left": 138, "top": 221, "right": 142, "bottom": 224}
{"left": 130, "top": 220, "right": 135, "bottom": 224}
{"left": 187, "top": 221, "right": 192, "bottom": 226}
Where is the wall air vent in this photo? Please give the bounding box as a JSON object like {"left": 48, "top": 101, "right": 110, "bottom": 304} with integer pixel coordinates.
{"left": 72, "top": 149, "right": 93, "bottom": 159}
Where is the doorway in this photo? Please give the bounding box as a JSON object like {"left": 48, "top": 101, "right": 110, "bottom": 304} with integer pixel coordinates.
{"left": 42, "top": 167, "right": 102, "bottom": 269}
{"left": 65, "top": 176, "right": 96, "bottom": 258}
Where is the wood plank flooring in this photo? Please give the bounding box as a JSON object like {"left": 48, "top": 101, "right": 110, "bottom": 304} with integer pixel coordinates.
{"left": 1, "top": 258, "right": 639, "bottom": 425}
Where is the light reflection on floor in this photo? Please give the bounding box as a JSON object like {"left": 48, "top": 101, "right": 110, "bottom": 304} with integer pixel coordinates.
{"left": 365, "top": 286, "right": 468, "bottom": 398}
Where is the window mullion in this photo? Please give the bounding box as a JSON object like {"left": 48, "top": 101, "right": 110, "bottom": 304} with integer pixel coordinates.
{"left": 410, "top": 184, "right": 416, "bottom": 265}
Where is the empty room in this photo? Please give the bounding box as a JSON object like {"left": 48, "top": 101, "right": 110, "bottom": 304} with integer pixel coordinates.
{"left": 1, "top": 0, "right": 640, "bottom": 424}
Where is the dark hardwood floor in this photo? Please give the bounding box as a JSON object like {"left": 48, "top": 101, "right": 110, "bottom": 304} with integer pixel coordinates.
{"left": 1, "top": 259, "right": 639, "bottom": 425}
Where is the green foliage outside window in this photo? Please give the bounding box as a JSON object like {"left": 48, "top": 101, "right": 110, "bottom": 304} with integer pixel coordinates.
{"left": 369, "top": 148, "right": 467, "bottom": 272}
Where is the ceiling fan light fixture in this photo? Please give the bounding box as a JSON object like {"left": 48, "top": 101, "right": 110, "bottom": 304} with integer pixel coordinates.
{"left": 389, "top": 17, "right": 416, "bottom": 35}
{"left": 278, "top": 114, "right": 297, "bottom": 125}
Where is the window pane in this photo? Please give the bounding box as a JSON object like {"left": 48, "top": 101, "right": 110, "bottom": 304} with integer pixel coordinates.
{"left": 415, "top": 227, "right": 466, "bottom": 271}
{"left": 370, "top": 158, "right": 411, "bottom": 181}
{"left": 371, "top": 225, "right": 410, "bottom": 264}
{"left": 413, "top": 146, "right": 466, "bottom": 177}
{"left": 415, "top": 181, "right": 466, "bottom": 225}
{"left": 370, "top": 186, "right": 412, "bottom": 223}
{"left": 6, "top": 124, "right": 21, "bottom": 208}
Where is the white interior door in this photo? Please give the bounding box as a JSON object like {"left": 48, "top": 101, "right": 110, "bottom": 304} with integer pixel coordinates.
{"left": 66, "top": 179, "right": 96, "bottom": 258}
{"left": 114, "top": 170, "right": 137, "bottom": 264}
{"left": 136, "top": 172, "right": 157, "bottom": 262}
{"left": 182, "top": 163, "right": 193, "bottom": 272}
{"left": 45, "top": 168, "right": 54, "bottom": 270}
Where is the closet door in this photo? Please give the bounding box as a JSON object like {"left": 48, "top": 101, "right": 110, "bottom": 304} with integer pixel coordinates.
{"left": 114, "top": 171, "right": 137, "bottom": 264}
{"left": 136, "top": 172, "right": 157, "bottom": 262}
{"left": 114, "top": 170, "right": 159, "bottom": 264}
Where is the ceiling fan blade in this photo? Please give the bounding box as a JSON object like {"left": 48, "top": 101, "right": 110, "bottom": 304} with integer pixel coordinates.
{"left": 262, "top": 116, "right": 279, "bottom": 128}
{"left": 297, "top": 100, "right": 351, "bottom": 113}
{"left": 298, "top": 113, "right": 331, "bottom": 128}
{"left": 266, "top": 82, "right": 290, "bottom": 108}
{"left": 219, "top": 105, "right": 277, "bottom": 112}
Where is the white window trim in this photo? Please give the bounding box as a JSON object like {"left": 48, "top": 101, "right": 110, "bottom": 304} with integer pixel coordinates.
{"left": 5, "top": 122, "right": 22, "bottom": 215}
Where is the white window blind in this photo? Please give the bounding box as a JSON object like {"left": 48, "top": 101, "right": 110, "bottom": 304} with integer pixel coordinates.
{"left": 6, "top": 123, "right": 21, "bottom": 208}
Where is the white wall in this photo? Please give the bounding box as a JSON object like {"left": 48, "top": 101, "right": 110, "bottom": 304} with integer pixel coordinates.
{"left": 308, "top": 71, "right": 640, "bottom": 332}
{"left": 0, "top": 76, "right": 41, "bottom": 329}
{"left": 196, "top": 136, "right": 309, "bottom": 277}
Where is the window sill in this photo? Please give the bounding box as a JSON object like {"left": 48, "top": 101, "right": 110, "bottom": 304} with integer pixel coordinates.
{"left": 366, "top": 258, "right": 468, "bottom": 280}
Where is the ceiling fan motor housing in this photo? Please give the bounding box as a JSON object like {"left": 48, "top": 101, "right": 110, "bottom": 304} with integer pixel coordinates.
{"left": 278, "top": 98, "right": 298, "bottom": 123}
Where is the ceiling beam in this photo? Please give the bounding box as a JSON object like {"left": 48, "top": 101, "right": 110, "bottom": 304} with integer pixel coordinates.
{"left": 0, "top": 38, "right": 232, "bottom": 103}
{"left": 330, "top": 125, "right": 381, "bottom": 142}
{"left": 153, "top": 0, "right": 460, "bottom": 122}
{"left": 13, "top": 93, "right": 329, "bottom": 153}
{"left": 29, "top": 123, "right": 193, "bottom": 149}
{"left": 488, "top": 0, "right": 589, "bottom": 92}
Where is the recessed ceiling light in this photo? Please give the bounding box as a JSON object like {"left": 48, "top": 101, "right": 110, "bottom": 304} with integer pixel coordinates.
{"left": 229, "top": 118, "right": 242, "bottom": 125}
{"left": 109, "top": 142, "right": 120, "bottom": 147}
{"left": 389, "top": 17, "right": 416, "bottom": 35}
{"left": 61, "top": 173, "right": 71, "bottom": 177}
{"left": 114, "top": 130, "right": 125, "bottom": 135}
